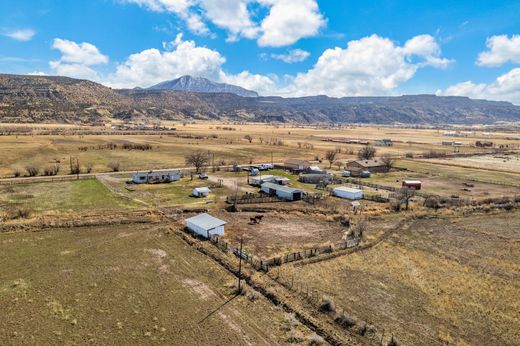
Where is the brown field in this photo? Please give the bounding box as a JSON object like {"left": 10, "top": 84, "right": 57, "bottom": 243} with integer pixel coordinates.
{"left": 0, "top": 223, "right": 318, "bottom": 345}
{"left": 2, "top": 122, "right": 520, "bottom": 345}
{"left": 275, "top": 211, "right": 520, "bottom": 346}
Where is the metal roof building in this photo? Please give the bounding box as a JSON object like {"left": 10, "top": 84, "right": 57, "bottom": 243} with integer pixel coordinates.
{"left": 185, "top": 213, "right": 226, "bottom": 238}
{"left": 261, "top": 182, "right": 303, "bottom": 201}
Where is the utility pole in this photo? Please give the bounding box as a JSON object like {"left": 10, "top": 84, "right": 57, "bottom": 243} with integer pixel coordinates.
{"left": 271, "top": 151, "right": 273, "bottom": 166}
{"left": 237, "top": 236, "right": 243, "bottom": 292}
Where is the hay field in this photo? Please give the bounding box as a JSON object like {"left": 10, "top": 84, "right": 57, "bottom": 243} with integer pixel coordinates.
{"left": 275, "top": 211, "right": 520, "bottom": 346}
{"left": 2, "top": 123, "right": 517, "bottom": 178}
{"left": 0, "top": 223, "right": 317, "bottom": 345}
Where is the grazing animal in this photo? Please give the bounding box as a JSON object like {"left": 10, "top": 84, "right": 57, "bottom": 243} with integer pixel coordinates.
{"left": 249, "top": 217, "right": 258, "bottom": 225}
{"left": 254, "top": 215, "right": 264, "bottom": 222}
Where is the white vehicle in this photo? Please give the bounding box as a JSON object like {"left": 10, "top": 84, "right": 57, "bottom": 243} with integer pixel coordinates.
{"left": 259, "top": 163, "right": 273, "bottom": 170}
{"left": 342, "top": 170, "right": 351, "bottom": 177}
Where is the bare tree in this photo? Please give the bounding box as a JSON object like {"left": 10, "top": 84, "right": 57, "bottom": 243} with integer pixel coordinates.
{"left": 13, "top": 169, "right": 21, "bottom": 178}
{"left": 25, "top": 165, "right": 39, "bottom": 177}
{"left": 43, "top": 163, "right": 60, "bottom": 176}
{"left": 108, "top": 161, "right": 120, "bottom": 172}
{"left": 381, "top": 153, "right": 396, "bottom": 170}
{"left": 244, "top": 134, "right": 253, "bottom": 143}
{"left": 325, "top": 150, "right": 337, "bottom": 168}
{"left": 395, "top": 188, "right": 416, "bottom": 211}
{"left": 185, "top": 151, "right": 209, "bottom": 173}
{"left": 335, "top": 160, "right": 343, "bottom": 170}
{"left": 70, "top": 156, "right": 80, "bottom": 174}
{"left": 358, "top": 145, "right": 377, "bottom": 160}
{"left": 85, "top": 162, "right": 93, "bottom": 173}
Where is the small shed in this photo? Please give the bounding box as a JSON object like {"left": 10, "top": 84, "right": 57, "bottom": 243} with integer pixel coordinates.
{"left": 251, "top": 175, "right": 275, "bottom": 186}
{"left": 192, "top": 187, "right": 211, "bottom": 197}
{"left": 402, "top": 180, "right": 422, "bottom": 190}
{"left": 185, "top": 213, "right": 226, "bottom": 238}
{"left": 333, "top": 186, "right": 363, "bottom": 200}
{"left": 261, "top": 182, "right": 303, "bottom": 201}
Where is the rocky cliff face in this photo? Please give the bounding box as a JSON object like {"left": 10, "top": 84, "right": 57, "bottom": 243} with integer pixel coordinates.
{"left": 1, "top": 73, "right": 520, "bottom": 124}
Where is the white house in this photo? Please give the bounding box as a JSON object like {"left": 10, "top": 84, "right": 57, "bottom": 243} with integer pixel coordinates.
{"left": 192, "top": 187, "right": 211, "bottom": 197}
{"left": 333, "top": 186, "right": 363, "bottom": 200}
{"left": 261, "top": 182, "right": 303, "bottom": 201}
{"left": 185, "top": 213, "right": 226, "bottom": 238}
{"left": 132, "top": 170, "right": 181, "bottom": 184}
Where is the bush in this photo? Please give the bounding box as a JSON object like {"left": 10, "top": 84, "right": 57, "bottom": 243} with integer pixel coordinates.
{"left": 387, "top": 335, "right": 401, "bottom": 346}
{"left": 334, "top": 312, "right": 356, "bottom": 328}
{"left": 287, "top": 330, "right": 304, "bottom": 344}
{"left": 13, "top": 169, "right": 21, "bottom": 178}
{"left": 405, "top": 152, "right": 414, "bottom": 158}
{"left": 319, "top": 297, "right": 335, "bottom": 313}
{"left": 4, "top": 206, "right": 31, "bottom": 220}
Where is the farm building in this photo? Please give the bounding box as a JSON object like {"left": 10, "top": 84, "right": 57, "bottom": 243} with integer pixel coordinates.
{"left": 298, "top": 173, "right": 332, "bottom": 184}
{"left": 261, "top": 182, "right": 303, "bottom": 201}
{"left": 250, "top": 175, "right": 291, "bottom": 186}
{"left": 284, "top": 159, "right": 311, "bottom": 171}
{"left": 346, "top": 160, "right": 388, "bottom": 175}
{"left": 375, "top": 139, "right": 393, "bottom": 147}
{"left": 333, "top": 187, "right": 363, "bottom": 200}
{"left": 306, "top": 166, "right": 326, "bottom": 174}
{"left": 402, "top": 180, "right": 422, "bottom": 190}
{"left": 132, "top": 170, "right": 182, "bottom": 184}
{"left": 192, "top": 187, "right": 211, "bottom": 197}
{"left": 185, "top": 213, "right": 226, "bottom": 238}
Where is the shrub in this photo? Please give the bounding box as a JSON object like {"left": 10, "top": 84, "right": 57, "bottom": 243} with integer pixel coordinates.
{"left": 287, "top": 330, "right": 304, "bottom": 344}
{"left": 334, "top": 312, "right": 356, "bottom": 328}
{"left": 13, "top": 169, "right": 21, "bottom": 178}
{"left": 319, "top": 297, "right": 335, "bottom": 313}
{"left": 4, "top": 206, "right": 31, "bottom": 220}
{"left": 405, "top": 152, "right": 414, "bottom": 158}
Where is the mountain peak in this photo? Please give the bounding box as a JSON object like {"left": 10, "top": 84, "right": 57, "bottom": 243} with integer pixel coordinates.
{"left": 147, "top": 75, "right": 259, "bottom": 97}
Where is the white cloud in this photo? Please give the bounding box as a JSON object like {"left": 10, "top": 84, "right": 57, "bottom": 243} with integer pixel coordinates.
{"left": 199, "top": 0, "right": 259, "bottom": 41}
{"left": 50, "top": 38, "right": 108, "bottom": 80}
{"left": 106, "top": 33, "right": 276, "bottom": 93}
{"left": 257, "top": 0, "right": 326, "bottom": 47}
{"left": 2, "top": 29, "right": 35, "bottom": 42}
{"left": 271, "top": 48, "right": 310, "bottom": 63}
{"left": 120, "top": 0, "right": 326, "bottom": 46}
{"left": 275, "top": 34, "right": 451, "bottom": 97}
{"left": 439, "top": 68, "right": 520, "bottom": 104}
{"left": 477, "top": 35, "right": 520, "bottom": 67}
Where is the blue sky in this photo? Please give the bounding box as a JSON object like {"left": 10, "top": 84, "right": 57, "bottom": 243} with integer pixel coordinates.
{"left": 1, "top": 0, "right": 519, "bottom": 103}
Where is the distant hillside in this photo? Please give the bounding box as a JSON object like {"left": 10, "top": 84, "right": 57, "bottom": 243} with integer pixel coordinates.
{"left": 1, "top": 73, "right": 520, "bottom": 124}
{"left": 148, "top": 75, "right": 259, "bottom": 98}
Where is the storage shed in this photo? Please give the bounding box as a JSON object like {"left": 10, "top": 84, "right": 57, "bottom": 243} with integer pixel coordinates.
{"left": 333, "top": 186, "right": 364, "bottom": 200}
{"left": 185, "top": 213, "right": 226, "bottom": 238}
{"left": 261, "top": 182, "right": 303, "bottom": 201}
{"left": 402, "top": 180, "right": 422, "bottom": 190}
{"left": 192, "top": 187, "right": 211, "bottom": 197}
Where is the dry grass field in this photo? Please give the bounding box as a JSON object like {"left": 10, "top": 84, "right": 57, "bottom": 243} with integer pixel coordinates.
{"left": 0, "top": 223, "right": 319, "bottom": 345}
{"left": 1, "top": 123, "right": 518, "bottom": 178}
{"left": 275, "top": 211, "right": 520, "bottom": 346}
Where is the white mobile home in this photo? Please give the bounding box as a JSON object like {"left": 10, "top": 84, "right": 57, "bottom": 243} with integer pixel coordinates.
{"left": 132, "top": 170, "right": 181, "bottom": 184}
{"left": 192, "top": 187, "right": 211, "bottom": 197}
{"left": 333, "top": 186, "right": 363, "bottom": 200}
{"left": 261, "top": 182, "right": 303, "bottom": 201}
{"left": 185, "top": 213, "right": 226, "bottom": 238}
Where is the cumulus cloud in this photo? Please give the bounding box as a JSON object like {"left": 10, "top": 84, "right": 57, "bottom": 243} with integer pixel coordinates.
{"left": 257, "top": 0, "right": 326, "bottom": 47}
{"left": 477, "top": 35, "right": 520, "bottom": 67}
{"left": 121, "top": 0, "right": 326, "bottom": 46}
{"left": 106, "top": 33, "right": 276, "bottom": 93}
{"left": 439, "top": 68, "right": 520, "bottom": 104}
{"left": 50, "top": 38, "right": 108, "bottom": 80}
{"left": 276, "top": 34, "right": 451, "bottom": 97}
{"left": 270, "top": 48, "right": 310, "bottom": 63}
{"left": 2, "top": 29, "right": 35, "bottom": 42}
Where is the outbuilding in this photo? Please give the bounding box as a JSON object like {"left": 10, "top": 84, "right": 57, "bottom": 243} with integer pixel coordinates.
{"left": 192, "top": 187, "right": 211, "bottom": 197}
{"left": 284, "top": 159, "right": 311, "bottom": 172}
{"left": 261, "top": 182, "right": 303, "bottom": 201}
{"left": 333, "top": 186, "right": 364, "bottom": 200}
{"left": 185, "top": 213, "right": 226, "bottom": 238}
{"left": 402, "top": 180, "right": 422, "bottom": 190}
{"left": 132, "top": 170, "right": 182, "bottom": 184}
{"left": 346, "top": 160, "right": 388, "bottom": 175}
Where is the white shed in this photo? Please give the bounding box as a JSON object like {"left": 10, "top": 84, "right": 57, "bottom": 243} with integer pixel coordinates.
{"left": 333, "top": 186, "right": 363, "bottom": 200}
{"left": 185, "top": 213, "right": 226, "bottom": 238}
{"left": 192, "top": 187, "right": 211, "bottom": 197}
{"left": 250, "top": 175, "right": 276, "bottom": 186}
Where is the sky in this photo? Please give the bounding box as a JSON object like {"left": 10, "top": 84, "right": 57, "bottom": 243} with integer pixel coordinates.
{"left": 0, "top": 0, "right": 519, "bottom": 103}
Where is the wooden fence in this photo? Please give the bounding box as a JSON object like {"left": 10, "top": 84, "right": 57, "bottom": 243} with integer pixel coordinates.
{"left": 226, "top": 193, "right": 281, "bottom": 205}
